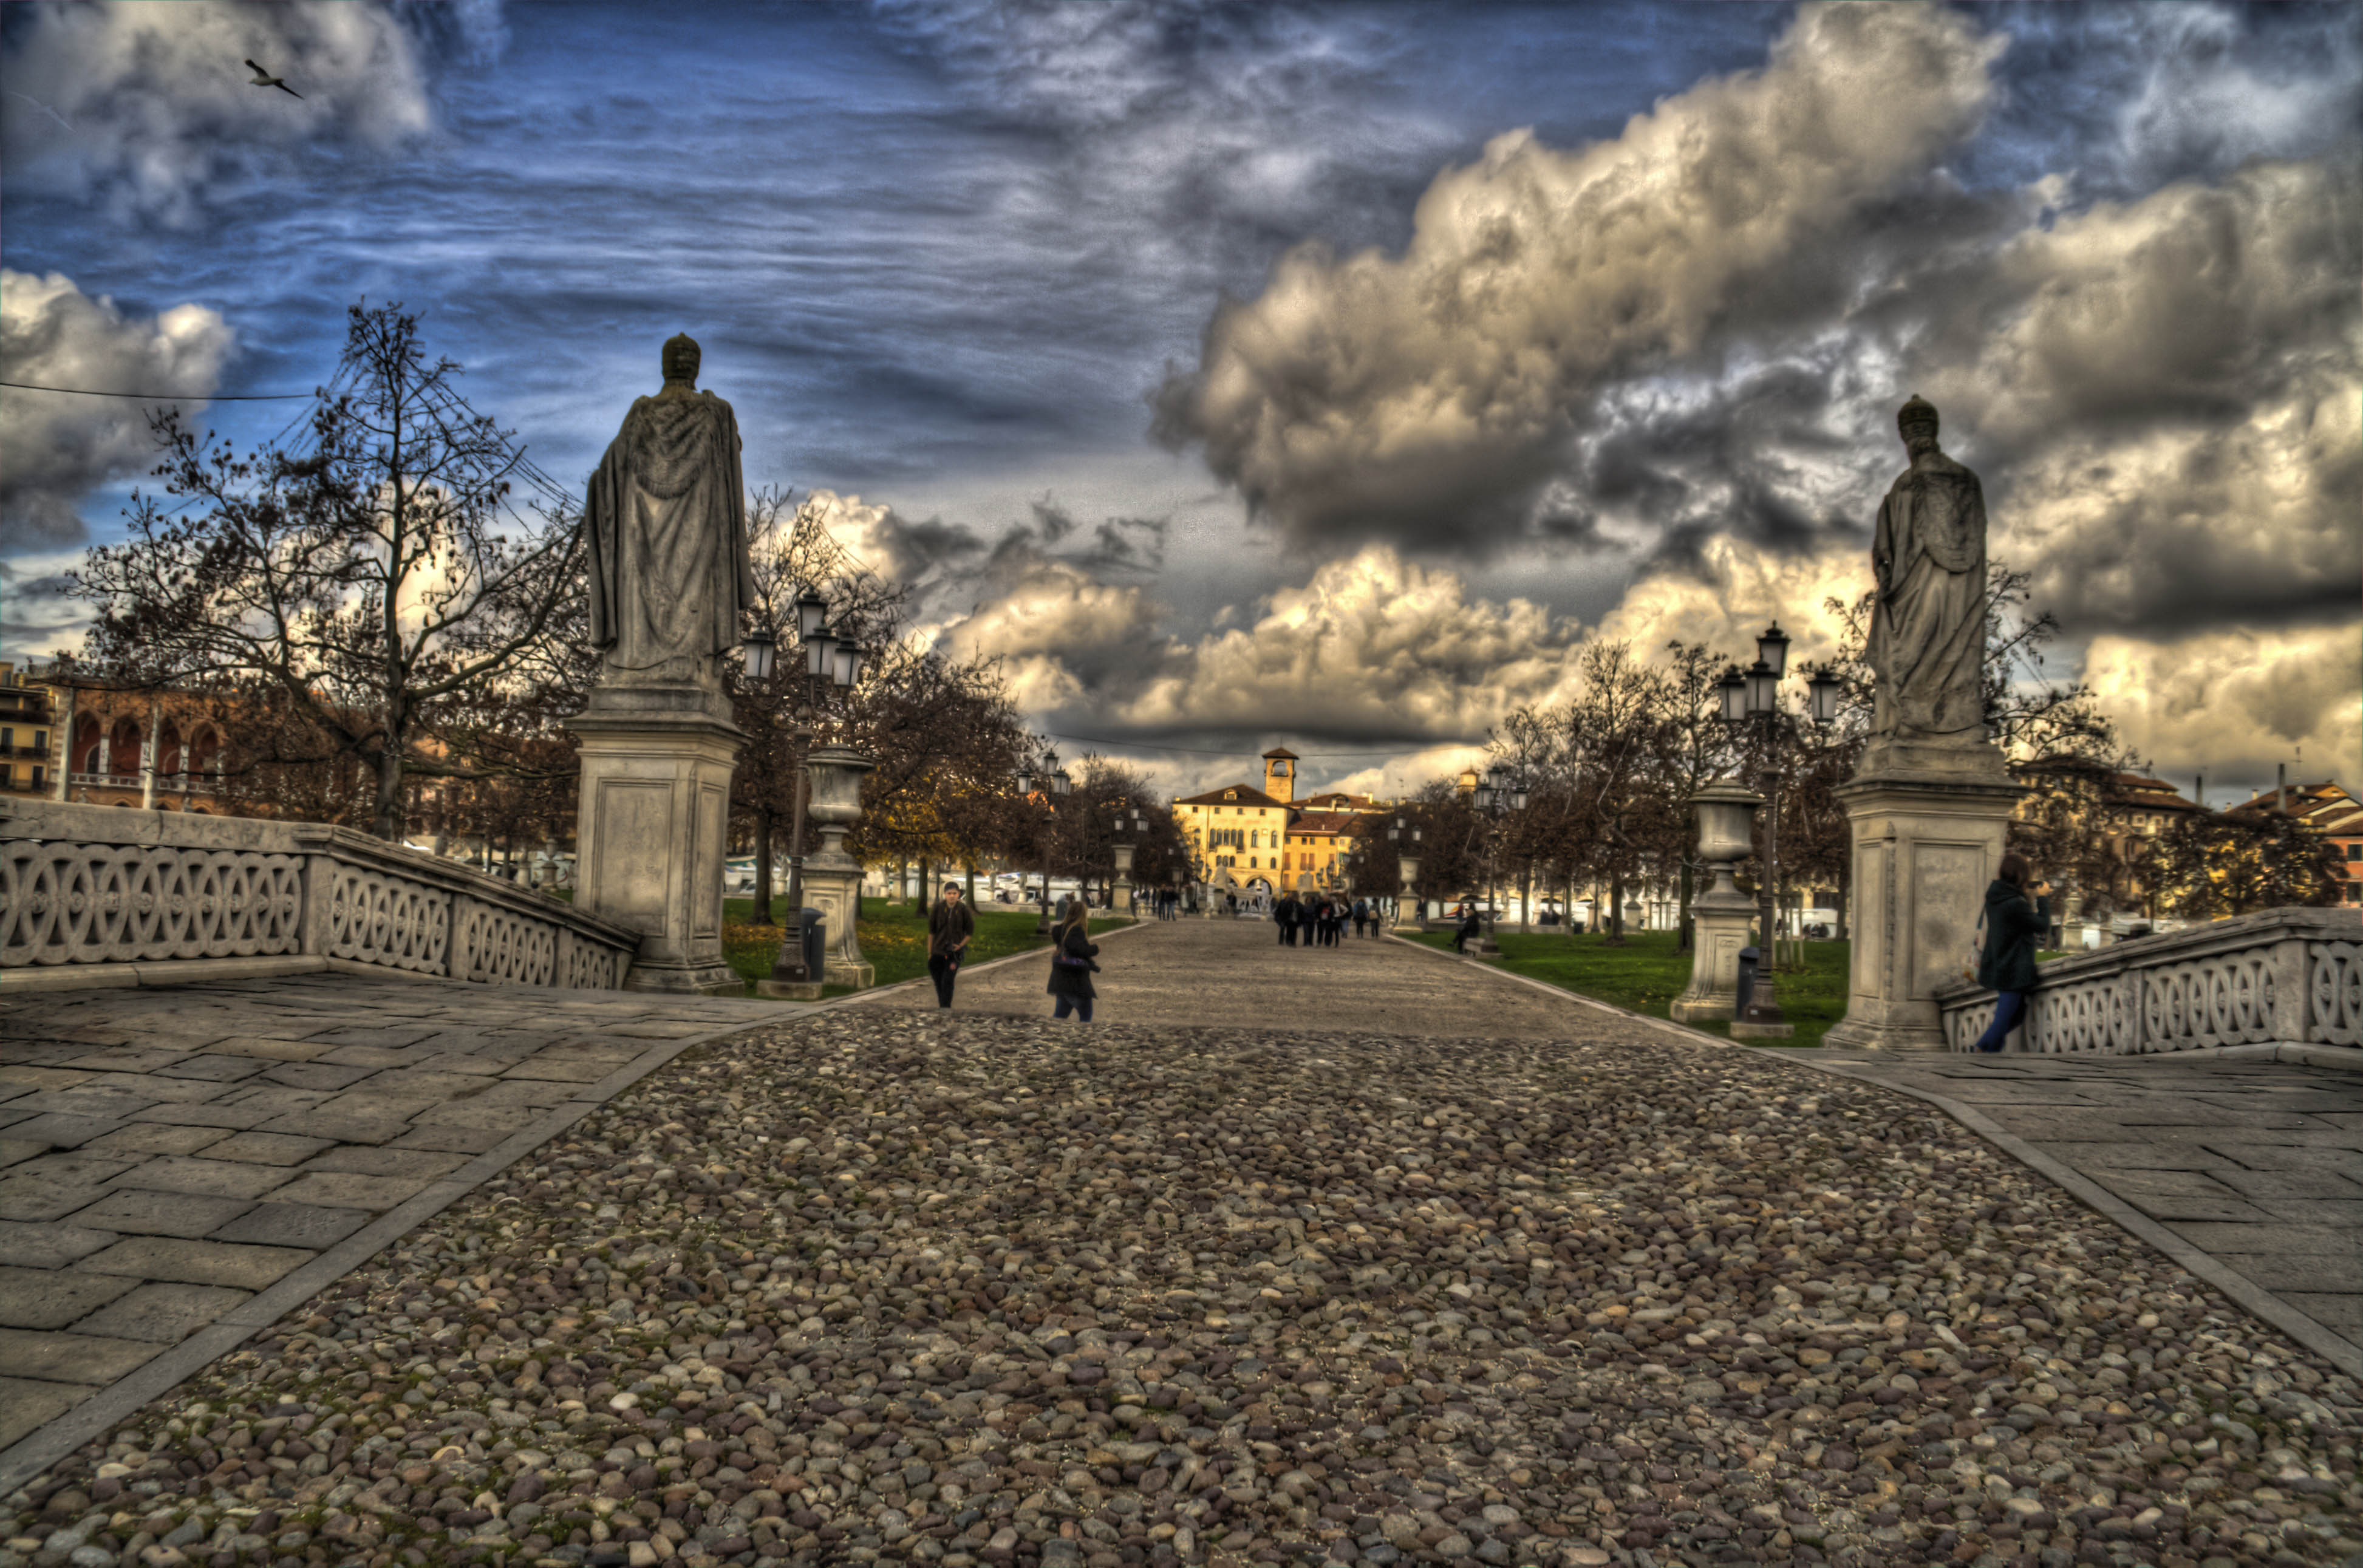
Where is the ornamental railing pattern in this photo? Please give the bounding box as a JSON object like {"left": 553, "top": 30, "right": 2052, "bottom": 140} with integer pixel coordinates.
{"left": 1, "top": 799, "right": 638, "bottom": 989}
{"left": 1936, "top": 907, "right": 2363, "bottom": 1055}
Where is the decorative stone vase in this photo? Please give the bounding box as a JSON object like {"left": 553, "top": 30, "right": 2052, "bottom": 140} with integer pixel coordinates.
{"left": 1673, "top": 779, "right": 1763, "bottom": 1023}
{"left": 799, "top": 745, "right": 876, "bottom": 987}
{"left": 1393, "top": 854, "right": 1426, "bottom": 935}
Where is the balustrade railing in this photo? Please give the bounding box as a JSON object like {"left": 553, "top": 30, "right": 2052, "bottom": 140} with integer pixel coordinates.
{"left": 1, "top": 799, "right": 635, "bottom": 989}
{"left": 1935, "top": 907, "right": 2362, "bottom": 1056}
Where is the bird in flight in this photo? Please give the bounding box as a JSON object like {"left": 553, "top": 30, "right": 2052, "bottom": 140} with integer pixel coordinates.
{"left": 245, "top": 59, "right": 302, "bottom": 98}
{"left": 7, "top": 89, "right": 73, "bottom": 132}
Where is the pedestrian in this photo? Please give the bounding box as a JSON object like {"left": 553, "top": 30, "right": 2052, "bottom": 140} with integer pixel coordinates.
{"left": 1277, "top": 893, "right": 1297, "bottom": 946}
{"left": 1973, "top": 851, "right": 2052, "bottom": 1053}
{"left": 1048, "top": 902, "right": 1100, "bottom": 1022}
{"left": 926, "top": 881, "right": 974, "bottom": 1009}
{"left": 1226, "top": 891, "right": 1237, "bottom": 918}
{"left": 1352, "top": 896, "right": 1368, "bottom": 938}
{"left": 1453, "top": 899, "right": 1481, "bottom": 955}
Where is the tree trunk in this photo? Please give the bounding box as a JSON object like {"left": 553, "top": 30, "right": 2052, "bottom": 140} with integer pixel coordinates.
{"left": 1608, "top": 868, "right": 1627, "bottom": 945}
{"left": 370, "top": 745, "right": 405, "bottom": 843}
{"left": 752, "top": 809, "right": 775, "bottom": 925}
{"left": 1677, "top": 856, "right": 1696, "bottom": 953}
{"left": 1835, "top": 862, "right": 1850, "bottom": 943}
{"left": 964, "top": 861, "right": 977, "bottom": 904}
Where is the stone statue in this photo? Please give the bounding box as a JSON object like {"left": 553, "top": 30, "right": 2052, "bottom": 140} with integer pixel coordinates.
{"left": 585, "top": 333, "right": 759, "bottom": 687}
{"left": 1866, "top": 394, "right": 1988, "bottom": 755}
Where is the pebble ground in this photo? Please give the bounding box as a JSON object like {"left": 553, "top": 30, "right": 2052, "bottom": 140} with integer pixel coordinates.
{"left": 6, "top": 1012, "right": 2358, "bottom": 1568}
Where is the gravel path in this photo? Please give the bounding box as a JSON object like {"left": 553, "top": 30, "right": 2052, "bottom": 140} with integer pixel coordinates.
{"left": 5, "top": 1012, "right": 2358, "bottom": 1568}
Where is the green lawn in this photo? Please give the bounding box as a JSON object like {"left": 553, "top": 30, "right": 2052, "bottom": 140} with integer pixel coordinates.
{"left": 1411, "top": 925, "right": 1850, "bottom": 1048}
{"left": 721, "top": 895, "right": 1129, "bottom": 997}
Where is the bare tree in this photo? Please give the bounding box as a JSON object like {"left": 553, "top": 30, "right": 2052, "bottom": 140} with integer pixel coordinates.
{"left": 70, "top": 302, "right": 582, "bottom": 840}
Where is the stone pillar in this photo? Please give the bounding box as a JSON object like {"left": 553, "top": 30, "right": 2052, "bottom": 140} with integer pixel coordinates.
{"left": 1673, "top": 780, "right": 1762, "bottom": 1024}
{"left": 565, "top": 683, "right": 745, "bottom": 995}
{"left": 1824, "top": 757, "right": 2022, "bottom": 1051}
{"left": 796, "top": 745, "right": 876, "bottom": 988}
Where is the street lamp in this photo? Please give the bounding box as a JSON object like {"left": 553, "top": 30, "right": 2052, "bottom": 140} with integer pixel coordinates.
{"left": 1719, "top": 623, "right": 1838, "bottom": 1037}
{"left": 1111, "top": 804, "right": 1147, "bottom": 915}
{"left": 1388, "top": 813, "right": 1424, "bottom": 935}
{"left": 1018, "top": 748, "right": 1076, "bottom": 933}
{"left": 765, "top": 596, "right": 871, "bottom": 991}
{"left": 1468, "top": 768, "right": 1527, "bottom": 952}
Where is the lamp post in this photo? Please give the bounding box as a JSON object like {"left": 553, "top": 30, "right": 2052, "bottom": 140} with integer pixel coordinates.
{"left": 1017, "top": 748, "right": 1074, "bottom": 934}
{"left": 1388, "top": 813, "right": 1425, "bottom": 935}
{"left": 1469, "top": 766, "right": 1529, "bottom": 955}
{"left": 1716, "top": 623, "right": 1842, "bottom": 1036}
{"left": 761, "top": 588, "right": 871, "bottom": 992}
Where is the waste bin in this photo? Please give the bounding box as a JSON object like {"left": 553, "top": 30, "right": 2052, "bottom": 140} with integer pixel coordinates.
{"left": 797, "top": 907, "right": 827, "bottom": 983}
{"left": 1736, "top": 945, "right": 1761, "bottom": 1016}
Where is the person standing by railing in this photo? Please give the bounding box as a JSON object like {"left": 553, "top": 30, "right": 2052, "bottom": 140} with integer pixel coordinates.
{"left": 1974, "top": 851, "right": 2053, "bottom": 1053}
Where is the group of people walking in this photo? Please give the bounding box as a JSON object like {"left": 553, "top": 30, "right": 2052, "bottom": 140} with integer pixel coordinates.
{"left": 1272, "top": 891, "right": 1380, "bottom": 946}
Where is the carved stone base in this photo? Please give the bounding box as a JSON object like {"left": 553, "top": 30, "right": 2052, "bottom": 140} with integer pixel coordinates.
{"left": 1671, "top": 890, "right": 1754, "bottom": 1023}
{"left": 754, "top": 978, "right": 824, "bottom": 1000}
{"left": 1823, "top": 766, "right": 2022, "bottom": 1051}
{"left": 566, "top": 704, "right": 745, "bottom": 997}
{"left": 797, "top": 861, "right": 875, "bottom": 990}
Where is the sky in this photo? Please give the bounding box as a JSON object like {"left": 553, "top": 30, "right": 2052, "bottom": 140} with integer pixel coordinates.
{"left": 3, "top": 0, "right": 2357, "bottom": 806}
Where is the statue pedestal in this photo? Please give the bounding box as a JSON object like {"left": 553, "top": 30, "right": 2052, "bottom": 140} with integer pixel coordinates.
{"left": 1824, "top": 754, "right": 2021, "bottom": 1051}
{"left": 567, "top": 684, "right": 745, "bottom": 995}
{"left": 1673, "top": 887, "right": 1756, "bottom": 1023}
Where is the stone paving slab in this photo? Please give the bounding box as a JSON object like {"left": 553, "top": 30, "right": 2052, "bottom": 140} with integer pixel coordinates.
{"left": 0, "top": 971, "right": 797, "bottom": 1480}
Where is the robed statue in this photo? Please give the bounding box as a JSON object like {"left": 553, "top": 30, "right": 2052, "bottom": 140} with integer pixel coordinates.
{"left": 1866, "top": 395, "right": 1987, "bottom": 752}
{"left": 585, "top": 333, "right": 759, "bottom": 687}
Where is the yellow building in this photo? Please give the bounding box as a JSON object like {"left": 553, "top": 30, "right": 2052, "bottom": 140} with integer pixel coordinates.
{"left": 1171, "top": 746, "right": 1386, "bottom": 896}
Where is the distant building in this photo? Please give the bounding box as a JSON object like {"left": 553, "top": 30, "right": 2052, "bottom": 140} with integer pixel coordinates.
{"left": 1, "top": 663, "right": 234, "bottom": 813}
{"left": 1170, "top": 746, "right": 1386, "bottom": 897}
{"left": 2231, "top": 779, "right": 2361, "bottom": 907}
{"left": 0, "top": 664, "right": 58, "bottom": 799}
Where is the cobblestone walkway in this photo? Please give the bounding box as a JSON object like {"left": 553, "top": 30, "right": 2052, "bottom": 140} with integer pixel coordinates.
{"left": 0, "top": 977, "right": 796, "bottom": 1463}
{"left": 0, "top": 932, "right": 2358, "bottom": 1568}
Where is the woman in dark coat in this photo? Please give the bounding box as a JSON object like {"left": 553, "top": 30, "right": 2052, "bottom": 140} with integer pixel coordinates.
{"left": 1973, "top": 851, "right": 2052, "bottom": 1052}
{"left": 1047, "top": 905, "right": 1100, "bottom": 1022}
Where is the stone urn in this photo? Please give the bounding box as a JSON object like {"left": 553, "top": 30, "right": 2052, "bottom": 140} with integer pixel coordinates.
{"left": 1673, "top": 779, "right": 1764, "bottom": 1023}
{"left": 801, "top": 745, "right": 876, "bottom": 987}
{"left": 1393, "top": 852, "right": 1425, "bottom": 935}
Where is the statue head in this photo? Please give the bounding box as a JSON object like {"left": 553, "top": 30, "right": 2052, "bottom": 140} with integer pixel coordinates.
{"left": 1898, "top": 394, "right": 1940, "bottom": 452}
{"left": 661, "top": 333, "right": 701, "bottom": 386}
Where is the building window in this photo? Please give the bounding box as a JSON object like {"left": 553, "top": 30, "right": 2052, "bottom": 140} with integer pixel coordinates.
{"left": 30, "top": 766, "right": 44, "bottom": 789}
{"left": 2348, "top": 844, "right": 2362, "bottom": 862}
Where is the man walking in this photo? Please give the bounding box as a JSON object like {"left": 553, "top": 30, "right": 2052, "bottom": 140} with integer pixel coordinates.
{"left": 927, "top": 882, "right": 974, "bottom": 1009}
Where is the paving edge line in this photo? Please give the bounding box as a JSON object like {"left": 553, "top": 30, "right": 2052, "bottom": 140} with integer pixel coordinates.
{"left": 1382, "top": 933, "right": 2363, "bottom": 1383}
{"left": 0, "top": 921, "right": 1153, "bottom": 1494}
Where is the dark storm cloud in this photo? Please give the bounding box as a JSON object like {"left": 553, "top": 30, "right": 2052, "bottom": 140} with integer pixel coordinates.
{"left": 1150, "top": 3, "right": 2006, "bottom": 559}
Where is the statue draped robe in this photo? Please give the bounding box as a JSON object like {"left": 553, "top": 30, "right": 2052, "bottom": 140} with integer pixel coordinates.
{"left": 1868, "top": 448, "right": 1986, "bottom": 742}
{"left": 585, "top": 389, "right": 757, "bottom": 676}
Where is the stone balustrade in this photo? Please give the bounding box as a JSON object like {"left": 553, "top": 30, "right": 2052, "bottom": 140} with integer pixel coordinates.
{"left": 0, "top": 798, "right": 639, "bottom": 989}
{"left": 1935, "top": 905, "right": 2363, "bottom": 1056}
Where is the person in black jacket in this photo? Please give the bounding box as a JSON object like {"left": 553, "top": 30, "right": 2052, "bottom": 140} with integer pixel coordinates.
{"left": 1047, "top": 905, "right": 1100, "bottom": 1022}
{"left": 926, "top": 882, "right": 974, "bottom": 1009}
{"left": 1973, "top": 851, "right": 2053, "bottom": 1053}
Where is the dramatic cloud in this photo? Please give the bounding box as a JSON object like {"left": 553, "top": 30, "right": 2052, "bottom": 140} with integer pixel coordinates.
{"left": 2082, "top": 622, "right": 2363, "bottom": 797}
{"left": 0, "top": 270, "right": 234, "bottom": 550}
{"left": 1914, "top": 154, "right": 2362, "bottom": 632}
{"left": 1, "top": 0, "right": 470, "bottom": 225}
{"left": 1151, "top": 1, "right": 2003, "bottom": 552}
